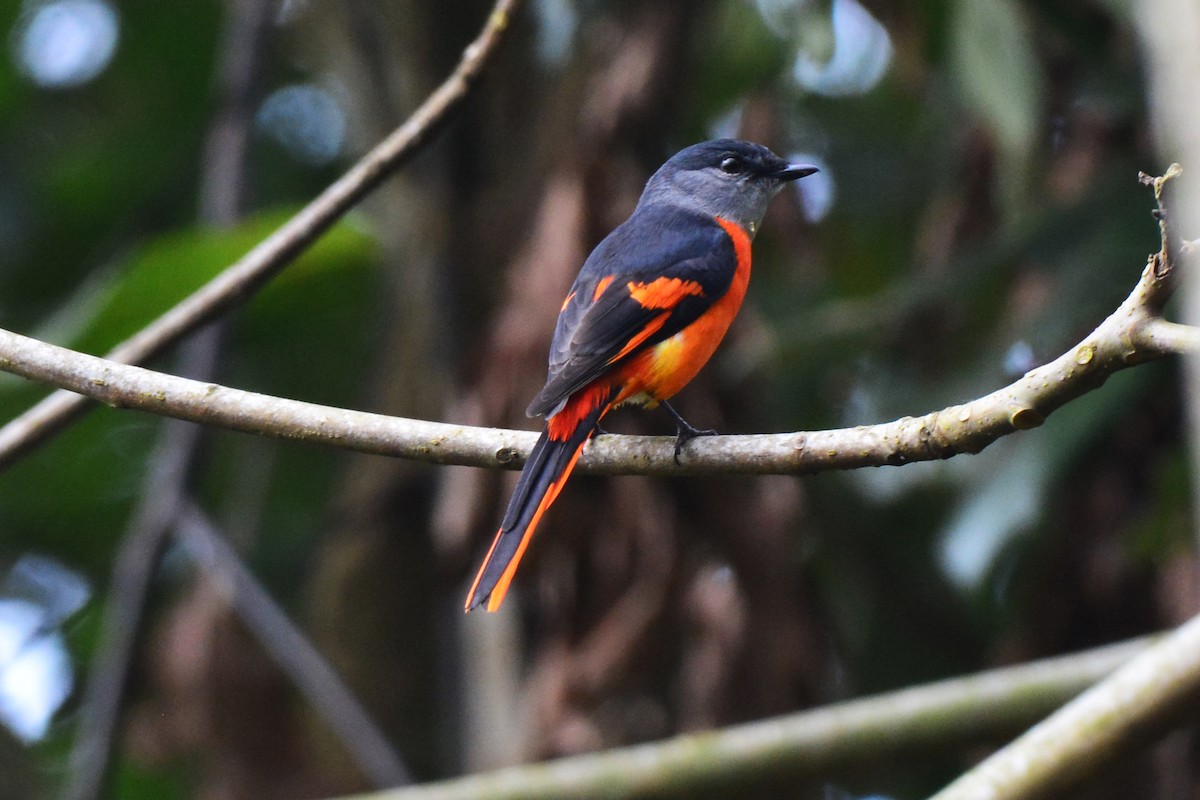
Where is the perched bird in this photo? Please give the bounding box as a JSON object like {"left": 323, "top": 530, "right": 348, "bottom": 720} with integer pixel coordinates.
{"left": 465, "top": 139, "right": 817, "bottom": 612}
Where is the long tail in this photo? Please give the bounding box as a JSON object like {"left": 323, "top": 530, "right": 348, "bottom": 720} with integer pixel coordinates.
{"left": 465, "top": 385, "right": 615, "bottom": 612}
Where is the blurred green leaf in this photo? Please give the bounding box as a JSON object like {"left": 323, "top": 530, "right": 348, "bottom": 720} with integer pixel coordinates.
{"left": 68, "top": 209, "right": 377, "bottom": 356}
{"left": 689, "top": 2, "right": 790, "bottom": 133}
{"left": 0, "top": 1, "right": 222, "bottom": 330}
{"left": 110, "top": 758, "right": 189, "bottom": 800}
{"left": 0, "top": 211, "right": 380, "bottom": 568}
{"left": 950, "top": 0, "right": 1043, "bottom": 208}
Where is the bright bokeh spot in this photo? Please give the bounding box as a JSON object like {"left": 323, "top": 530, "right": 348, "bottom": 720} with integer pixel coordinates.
{"left": 256, "top": 83, "right": 346, "bottom": 166}
{"left": 14, "top": 0, "right": 119, "bottom": 89}
{"left": 7, "top": 553, "right": 90, "bottom": 625}
{"left": 532, "top": 0, "right": 577, "bottom": 65}
{"left": 793, "top": 0, "right": 891, "bottom": 97}
{"left": 0, "top": 600, "right": 73, "bottom": 742}
{"left": 787, "top": 152, "right": 834, "bottom": 223}
{"left": 0, "top": 555, "right": 89, "bottom": 742}
{"left": 1003, "top": 340, "right": 1036, "bottom": 377}
{"left": 938, "top": 441, "right": 1050, "bottom": 589}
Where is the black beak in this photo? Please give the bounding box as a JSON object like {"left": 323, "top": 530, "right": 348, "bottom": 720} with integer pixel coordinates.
{"left": 773, "top": 163, "right": 820, "bottom": 181}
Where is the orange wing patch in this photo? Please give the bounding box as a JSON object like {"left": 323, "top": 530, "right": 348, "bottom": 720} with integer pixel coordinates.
{"left": 593, "top": 275, "right": 616, "bottom": 302}
{"left": 627, "top": 277, "right": 705, "bottom": 309}
{"left": 606, "top": 310, "right": 671, "bottom": 365}
{"left": 560, "top": 291, "right": 577, "bottom": 312}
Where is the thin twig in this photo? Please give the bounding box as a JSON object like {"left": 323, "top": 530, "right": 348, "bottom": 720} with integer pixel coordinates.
{"left": 930, "top": 613, "right": 1200, "bottom": 800}
{"left": 174, "top": 505, "right": 413, "bottom": 787}
{"left": 1133, "top": 317, "right": 1200, "bottom": 353}
{"left": 0, "top": 0, "right": 522, "bottom": 471}
{"left": 328, "top": 637, "right": 1152, "bottom": 800}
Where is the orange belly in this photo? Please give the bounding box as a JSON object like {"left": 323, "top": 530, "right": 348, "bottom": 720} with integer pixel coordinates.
{"left": 610, "top": 217, "right": 751, "bottom": 406}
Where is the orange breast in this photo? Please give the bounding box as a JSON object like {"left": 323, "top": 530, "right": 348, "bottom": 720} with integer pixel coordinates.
{"left": 611, "top": 216, "right": 752, "bottom": 406}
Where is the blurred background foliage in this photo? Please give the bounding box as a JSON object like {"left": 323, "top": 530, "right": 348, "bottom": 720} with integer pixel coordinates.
{"left": 0, "top": 0, "right": 1192, "bottom": 798}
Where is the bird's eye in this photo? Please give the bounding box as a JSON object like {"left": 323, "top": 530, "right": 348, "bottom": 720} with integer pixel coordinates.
{"left": 719, "top": 156, "right": 745, "bottom": 175}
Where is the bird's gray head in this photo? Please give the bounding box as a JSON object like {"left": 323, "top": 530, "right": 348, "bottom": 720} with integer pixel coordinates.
{"left": 637, "top": 139, "right": 818, "bottom": 237}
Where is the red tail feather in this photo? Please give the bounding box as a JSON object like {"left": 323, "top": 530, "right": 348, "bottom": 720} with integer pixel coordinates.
{"left": 464, "top": 385, "right": 614, "bottom": 612}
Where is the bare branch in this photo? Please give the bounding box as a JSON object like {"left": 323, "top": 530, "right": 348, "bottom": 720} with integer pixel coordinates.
{"left": 0, "top": 209, "right": 1190, "bottom": 477}
{"left": 328, "top": 637, "right": 1151, "bottom": 800}
{"left": 1133, "top": 318, "right": 1200, "bottom": 354}
{"left": 0, "top": 0, "right": 522, "bottom": 470}
{"left": 931, "top": 613, "right": 1200, "bottom": 800}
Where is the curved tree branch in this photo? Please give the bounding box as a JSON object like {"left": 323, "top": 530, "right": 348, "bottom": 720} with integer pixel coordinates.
{"left": 931, "top": 612, "right": 1200, "bottom": 800}
{"left": 327, "top": 637, "right": 1152, "bottom": 800}
{"left": 0, "top": 169, "right": 1189, "bottom": 477}
{"left": 0, "top": 261, "right": 1186, "bottom": 476}
{"left": 0, "top": 0, "right": 522, "bottom": 471}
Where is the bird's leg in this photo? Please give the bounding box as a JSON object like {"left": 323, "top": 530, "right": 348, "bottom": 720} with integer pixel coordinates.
{"left": 660, "top": 401, "right": 718, "bottom": 464}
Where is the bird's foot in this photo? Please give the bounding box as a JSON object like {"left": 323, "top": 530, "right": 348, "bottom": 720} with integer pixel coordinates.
{"left": 672, "top": 422, "right": 718, "bottom": 463}
{"left": 661, "top": 401, "right": 717, "bottom": 464}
